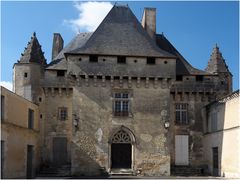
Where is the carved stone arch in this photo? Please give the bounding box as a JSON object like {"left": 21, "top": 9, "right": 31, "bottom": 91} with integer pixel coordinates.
{"left": 109, "top": 126, "right": 136, "bottom": 144}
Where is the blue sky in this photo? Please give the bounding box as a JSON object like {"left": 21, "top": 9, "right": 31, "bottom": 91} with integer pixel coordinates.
{"left": 1, "top": 1, "right": 239, "bottom": 90}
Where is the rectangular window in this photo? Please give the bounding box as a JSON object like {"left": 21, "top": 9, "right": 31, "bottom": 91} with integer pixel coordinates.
{"left": 211, "top": 112, "right": 218, "bottom": 132}
{"left": 117, "top": 56, "right": 126, "bottom": 64}
{"left": 1, "top": 95, "right": 5, "bottom": 120}
{"left": 175, "top": 103, "right": 188, "bottom": 125}
{"left": 24, "top": 72, "right": 28, "bottom": 78}
{"left": 147, "top": 57, "right": 156, "bottom": 64}
{"left": 28, "top": 109, "right": 34, "bottom": 129}
{"left": 58, "top": 107, "right": 68, "bottom": 121}
{"left": 113, "top": 92, "right": 130, "bottom": 117}
{"left": 89, "top": 55, "right": 98, "bottom": 62}
{"left": 57, "top": 70, "right": 65, "bottom": 77}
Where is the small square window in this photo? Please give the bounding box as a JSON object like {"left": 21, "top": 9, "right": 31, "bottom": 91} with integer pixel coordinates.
{"left": 89, "top": 55, "right": 98, "bottom": 62}
{"left": 57, "top": 70, "right": 65, "bottom": 77}
{"left": 24, "top": 73, "right": 28, "bottom": 78}
{"left": 147, "top": 57, "right": 155, "bottom": 64}
{"left": 117, "top": 56, "right": 126, "bottom": 64}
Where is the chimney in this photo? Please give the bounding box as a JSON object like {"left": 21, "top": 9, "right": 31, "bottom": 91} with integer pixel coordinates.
{"left": 52, "top": 33, "right": 64, "bottom": 60}
{"left": 141, "top": 8, "right": 156, "bottom": 40}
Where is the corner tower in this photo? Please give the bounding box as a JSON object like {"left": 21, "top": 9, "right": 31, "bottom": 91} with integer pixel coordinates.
{"left": 13, "top": 32, "right": 46, "bottom": 103}
{"left": 205, "top": 44, "right": 232, "bottom": 94}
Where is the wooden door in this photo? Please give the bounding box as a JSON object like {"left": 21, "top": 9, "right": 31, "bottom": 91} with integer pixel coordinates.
{"left": 53, "top": 137, "right": 67, "bottom": 166}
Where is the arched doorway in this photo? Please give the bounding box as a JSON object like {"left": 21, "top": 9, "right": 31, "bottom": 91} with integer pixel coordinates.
{"left": 110, "top": 127, "right": 135, "bottom": 169}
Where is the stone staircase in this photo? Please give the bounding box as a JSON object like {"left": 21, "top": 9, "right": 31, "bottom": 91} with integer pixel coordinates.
{"left": 37, "top": 164, "right": 71, "bottom": 177}
{"left": 171, "top": 165, "right": 206, "bottom": 176}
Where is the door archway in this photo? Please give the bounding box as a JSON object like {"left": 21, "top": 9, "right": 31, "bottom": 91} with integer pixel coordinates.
{"left": 109, "top": 126, "right": 135, "bottom": 169}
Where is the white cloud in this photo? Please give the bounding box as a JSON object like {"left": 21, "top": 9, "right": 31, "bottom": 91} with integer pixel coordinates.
{"left": 0, "top": 81, "right": 13, "bottom": 91}
{"left": 64, "top": 1, "right": 113, "bottom": 33}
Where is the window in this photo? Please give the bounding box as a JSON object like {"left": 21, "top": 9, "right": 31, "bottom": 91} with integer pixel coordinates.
{"left": 28, "top": 109, "right": 34, "bottom": 129}
{"left": 57, "top": 70, "right": 65, "bottom": 77}
{"left": 175, "top": 103, "right": 188, "bottom": 124}
{"left": 24, "top": 72, "right": 28, "bottom": 78}
{"left": 1, "top": 95, "right": 5, "bottom": 120}
{"left": 89, "top": 55, "right": 98, "bottom": 62}
{"left": 211, "top": 112, "right": 218, "bottom": 132}
{"left": 113, "top": 92, "right": 130, "bottom": 117}
{"left": 147, "top": 57, "right": 156, "bottom": 64}
{"left": 196, "top": 75, "right": 204, "bottom": 81}
{"left": 58, "top": 107, "right": 68, "bottom": 121}
{"left": 117, "top": 56, "right": 126, "bottom": 64}
{"left": 176, "top": 75, "right": 183, "bottom": 81}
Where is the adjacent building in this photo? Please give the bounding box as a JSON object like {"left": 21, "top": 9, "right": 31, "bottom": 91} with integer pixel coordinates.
{"left": 2, "top": 5, "right": 236, "bottom": 177}
{"left": 203, "top": 90, "right": 240, "bottom": 178}
{"left": 1, "top": 86, "right": 40, "bottom": 178}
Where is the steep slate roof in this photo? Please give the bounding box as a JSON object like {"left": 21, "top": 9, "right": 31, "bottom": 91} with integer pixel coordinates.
{"left": 205, "top": 45, "right": 231, "bottom": 75}
{"left": 19, "top": 32, "right": 46, "bottom": 65}
{"left": 156, "top": 34, "right": 210, "bottom": 75}
{"left": 66, "top": 5, "right": 175, "bottom": 58}
{"left": 46, "top": 32, "right": 93, "bottom": 70}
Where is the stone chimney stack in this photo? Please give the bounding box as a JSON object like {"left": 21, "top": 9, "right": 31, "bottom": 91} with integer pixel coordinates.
{"left": 52, "top": 33, "right": 64, "bottom": 60}
{"left": 141, "top": 8, "right": 156, "bottom": 40}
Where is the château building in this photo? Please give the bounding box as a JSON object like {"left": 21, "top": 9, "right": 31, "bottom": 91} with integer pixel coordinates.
{"left": 10, "top": 5, "right": 233, "bottom": 177}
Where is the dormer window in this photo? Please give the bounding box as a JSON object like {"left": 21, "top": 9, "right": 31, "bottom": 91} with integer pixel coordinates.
{"left": 89, "top": 55, "right": 98, "bottom": 62}
{"left": 117, "top": 56, "right": 126, "bottom": 64}
{"left": 57, "top": 70, "right": 65, "bottom": 77}
{"left": 147, "top": 57, "right": 155, "bottom": 64}
{"left": 196, "top": 75, "right": 203, "bottom": 81}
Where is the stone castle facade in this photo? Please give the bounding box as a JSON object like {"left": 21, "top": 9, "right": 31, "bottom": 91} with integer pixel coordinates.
{"left": 12, "top": 5, "right": 232, "bottom": 176}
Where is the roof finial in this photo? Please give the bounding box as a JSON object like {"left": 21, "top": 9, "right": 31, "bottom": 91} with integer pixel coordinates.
{"left": 215, "top": 43, "right": 218, "bottom": 49}
{"left": 33, "top": 32, "right": 36, "bottom": 37}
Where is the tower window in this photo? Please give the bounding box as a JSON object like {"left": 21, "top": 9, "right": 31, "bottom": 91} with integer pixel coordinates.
{"left": 58, "top": 107, "right": 68, "bottom": 121}
{"left": 147, "top": 57, "right": 156, "bottom": 64}
{"left": 57, "top": 70, "right": 65, "bottom": 77}
{"left": 89, "top": 55, "right": 98, "bottom": 62}
{"left": 117, "top": 56, "right": 126, "bottom": 64}
{"left": 24, "top": 72, "right": 28, "bottom": 78}
{"left": 175, "top": 103, "right": 188, "bottom": 125}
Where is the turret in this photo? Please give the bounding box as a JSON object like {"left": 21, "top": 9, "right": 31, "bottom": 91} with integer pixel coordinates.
{"left": 13, "top": 32, "right": 46, "bottom": 103}
{"left": 205, "top": 44, "right": 232, "bottom": 93}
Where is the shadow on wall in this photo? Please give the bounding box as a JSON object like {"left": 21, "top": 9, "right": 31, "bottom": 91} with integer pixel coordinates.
{"left": 71, "top": 141, "right": 109, "bottom": 177}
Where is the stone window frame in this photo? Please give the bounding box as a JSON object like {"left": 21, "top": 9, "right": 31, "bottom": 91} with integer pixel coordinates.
{"left": 58, "top": 107, "right": 68, "bottom": 121}
{"left": 175, "top": 103, "right": 188, "bottom": 125}
{"left": 111, "top": 89, "right": 133, "bottom": 118}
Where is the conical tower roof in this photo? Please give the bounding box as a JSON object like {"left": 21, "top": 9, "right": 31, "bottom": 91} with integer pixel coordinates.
{"left": 19, "top": 32, "right": 46, "bottom": 65}
{"left": 205, "top": 44, "right": 230, "bottom": 74}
